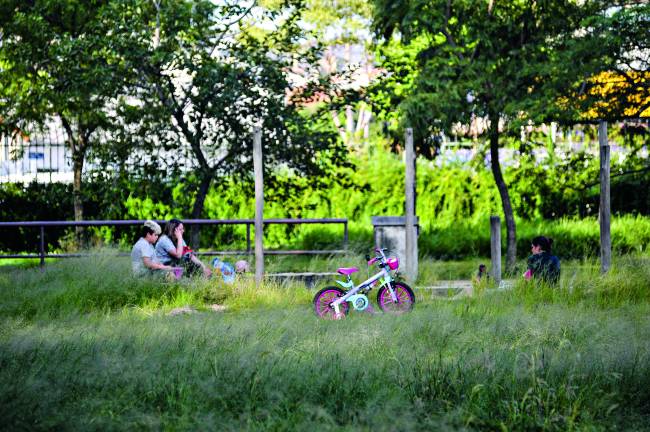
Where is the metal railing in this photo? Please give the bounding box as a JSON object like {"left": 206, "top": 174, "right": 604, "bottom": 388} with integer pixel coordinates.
{"left": 0, "top": 218, "right": 349, "bottom": 268}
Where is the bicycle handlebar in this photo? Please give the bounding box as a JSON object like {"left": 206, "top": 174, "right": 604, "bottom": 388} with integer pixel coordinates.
{"left": 367, "top": 248, "right": 390, "bottom": 266}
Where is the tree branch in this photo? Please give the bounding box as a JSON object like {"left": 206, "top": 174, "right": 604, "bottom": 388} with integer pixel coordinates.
{"left": 443, "top": 0, "right": 464, "bottom": 61}
{"left": 60, "top": 114, "right": 77, "bottom": 155}
{"left": 177, "top": 1, "right": 257, "bottom": 111}
{"left": 581, "top": 165, "right": 650, "bottom": 190}
{"left": 208, "top": 1, "right": 257, "bottom": 59}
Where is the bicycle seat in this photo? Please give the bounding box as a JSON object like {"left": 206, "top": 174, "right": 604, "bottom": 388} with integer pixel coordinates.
{"left": 337, "top": 267, "right": 359, "bottom": 276}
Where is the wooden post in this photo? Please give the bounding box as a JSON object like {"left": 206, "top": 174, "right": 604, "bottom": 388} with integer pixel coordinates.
{"left": 490, "top": 216, "right": 501, "bottom": 284}
{"left": 253, "top": 127, "right": 264, "bottom": 286}
{"left": 599, "top": 121, "right": 611, "bottom": 273}
{"left": 405, "top": 128, "right": 417, "bottom": 282}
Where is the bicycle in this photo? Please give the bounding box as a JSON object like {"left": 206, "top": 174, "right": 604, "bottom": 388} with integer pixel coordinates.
{"left": 313, "top": 248, "right": 416, "bottom": 319}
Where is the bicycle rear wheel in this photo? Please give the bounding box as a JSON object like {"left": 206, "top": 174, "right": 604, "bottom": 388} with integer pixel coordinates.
{"left": 377, "top": 282, "right": 415, "bottom": 314}
{"left": 313, "top": 286, "right": 349, "bottom": 319}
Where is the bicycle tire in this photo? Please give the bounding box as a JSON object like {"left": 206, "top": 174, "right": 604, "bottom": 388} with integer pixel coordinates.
{"left": 376, "top": 281, "right": 415, "bottom": 314}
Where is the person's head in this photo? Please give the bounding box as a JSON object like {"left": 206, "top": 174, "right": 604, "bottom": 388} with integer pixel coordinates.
{"left": 235, "top": 260, "right": 250, "bottom": 273}
{"left": 141, "top": 220, "right": 161, "bottom": 244}
{"left": 478, "top": 264, "right": 487, "bottom": 273}
{"left": 164, "top": 218, "right": 184, "bottom": 241}
{"left": 531, "top": 236, "right": 553, "bottom": 254}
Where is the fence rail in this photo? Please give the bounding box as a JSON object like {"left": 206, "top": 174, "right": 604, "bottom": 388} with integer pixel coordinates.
{"left": 0, "top": 218, "right": 349, "bottom": 269}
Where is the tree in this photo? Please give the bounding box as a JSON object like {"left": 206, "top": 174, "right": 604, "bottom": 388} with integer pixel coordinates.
{"left": 107, "top": 0, "right": 343, "bottom": 246}
{"left": 300, "top": 0, "right": 377, "bottom": 149}
{"left": 549, "top": 2, "right": 650, "bottom": 122}
{"left": 0, "top": 0, "right": 127, "bottom": 239}
{"left": 371, "top": 0, "right": 596, "bottom": 270}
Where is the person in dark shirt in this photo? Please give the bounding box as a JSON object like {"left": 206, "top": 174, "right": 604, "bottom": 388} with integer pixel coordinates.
{"left": 477, "top": 264, "right": 488, "bottom": 281}
{"left": 525, "top": 236, "right": 561, "bottom": 285}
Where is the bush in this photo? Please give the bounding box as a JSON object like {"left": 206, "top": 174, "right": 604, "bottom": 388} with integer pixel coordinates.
{"left": 1, "top": 143, "right": 648, "bottom": 257}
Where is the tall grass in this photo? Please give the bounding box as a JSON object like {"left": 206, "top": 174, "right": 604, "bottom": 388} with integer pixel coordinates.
{"left": 1, "top": 255, "right": 649, "bottom": 430}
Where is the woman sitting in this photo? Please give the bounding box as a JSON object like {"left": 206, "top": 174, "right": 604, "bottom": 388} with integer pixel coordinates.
{"left": 155, "top": 219, "right": 212, "bottom": 278}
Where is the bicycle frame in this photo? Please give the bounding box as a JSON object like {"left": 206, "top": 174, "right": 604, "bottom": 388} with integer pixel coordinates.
{"left": 330, "top": 251, "right": 399, "bottom": 316}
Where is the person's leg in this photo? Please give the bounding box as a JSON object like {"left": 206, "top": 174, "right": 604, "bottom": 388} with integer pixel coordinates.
{"left": 181, "top": 255, "right": 203, "bottom": 277}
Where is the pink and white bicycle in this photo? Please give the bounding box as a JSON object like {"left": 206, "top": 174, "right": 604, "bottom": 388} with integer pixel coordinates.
{"left": 313, "top": 248, "right": 416, "bottom": 319}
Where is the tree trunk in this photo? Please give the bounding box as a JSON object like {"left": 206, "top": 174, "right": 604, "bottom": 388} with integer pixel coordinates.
{"left": 60, "top": 115, "right": 87, "bottom": 249}
{"left": 489, "top": 115, "right": 517, "bottom": 271}
{"left": 72, "top": 155, "right": 85, "bottom": 248}
{"left": 190, "top": 172, "right": 213, "bottom": 249}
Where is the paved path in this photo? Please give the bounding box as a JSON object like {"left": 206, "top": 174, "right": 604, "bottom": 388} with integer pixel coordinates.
{"left": 418, "top": 280, "right": 514, "bottom": 299}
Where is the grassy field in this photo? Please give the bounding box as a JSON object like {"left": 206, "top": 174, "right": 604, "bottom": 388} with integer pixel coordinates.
{"left": 1, "top": 254, "right": 649, "bottom": 430}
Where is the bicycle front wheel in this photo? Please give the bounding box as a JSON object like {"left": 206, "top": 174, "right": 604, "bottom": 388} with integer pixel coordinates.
{"left": 377, "top": 282, "right": 415, "bottom": 314}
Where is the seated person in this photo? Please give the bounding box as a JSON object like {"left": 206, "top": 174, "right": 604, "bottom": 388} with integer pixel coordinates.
{"left": 525, "top": 236, "right": 561, "bottom": 285}
{"left": 131, "top": 220, "right": 174, "bottom": 277}
{"left": 155, "top": 219, "right": 212, "bottom": 278}
{"left": 476, "top": 264, "right": 488, "bottom": 281}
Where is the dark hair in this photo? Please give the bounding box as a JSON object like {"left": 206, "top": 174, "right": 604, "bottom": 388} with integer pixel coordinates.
{"left": 141, "top": 226, "right": 156, "bottom": 237}
{"left": 532, "top": 236, "right": 553, "bottom": 253}
{"left": 164, "top": 219, "right": 183, "bottom": 242}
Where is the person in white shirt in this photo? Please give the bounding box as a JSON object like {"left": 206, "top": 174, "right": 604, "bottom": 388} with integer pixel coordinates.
{"left": 131, "top": 220, "right": 174, "bottom": 277}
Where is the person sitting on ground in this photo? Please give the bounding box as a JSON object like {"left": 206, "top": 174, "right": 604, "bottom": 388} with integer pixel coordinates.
{"left": 524, "top": 236, "right": 561, "bottom": 285}
{"left": 131, "top": 220, "right": 174, "bottom": 277}
{"left": 155, "top": 219, "right": 212, "bottom": 278}
{"left": 476, "top": 264, "right": 489, "bottom": 281}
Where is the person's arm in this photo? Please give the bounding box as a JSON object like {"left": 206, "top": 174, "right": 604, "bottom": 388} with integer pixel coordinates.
{"left": 524, "top": 255, "right": 535, "bottom": 279}
{"left": 162, "top": 232, "right": 184, "bottom": 259}
{"left": 143, "top": 256, "right": 172, "bottom": 271}
{"left": 173, "top": 227, "right": 184, "bottom": 257}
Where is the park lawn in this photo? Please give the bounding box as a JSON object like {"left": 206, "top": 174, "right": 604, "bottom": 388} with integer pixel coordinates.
{"left": 1, "top": 255, "right": 649, "bottom": 430}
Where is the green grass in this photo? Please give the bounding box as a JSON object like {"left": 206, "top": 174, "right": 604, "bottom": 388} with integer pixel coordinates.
{"left": 1, "top": 254, "right": 649, "bottom": 430}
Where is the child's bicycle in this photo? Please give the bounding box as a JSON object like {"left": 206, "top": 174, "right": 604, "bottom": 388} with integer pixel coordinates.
{"left": 313, "top": 248, "right": 415, "bottom": 319}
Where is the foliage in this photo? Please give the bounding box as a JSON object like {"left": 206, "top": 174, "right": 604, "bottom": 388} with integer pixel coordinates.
{"left": 581, "top": 71, "right": 650, "bottom": 120}
{"left": 370, "top": 0, "right": 592, "bottom": 269}
{"left": 0, "top": 0, "right": 131, "bottom": 222}
{"left": 549, "top": 2, "right": 650, "bottom": 122}
{"left": 424, "top": 215, "right": 650, "bottom": 260}
{"left": 369, "top": 34, "right": 439, "bottom": 157}
{"left": 370, "top": 0, "right": 649, "bottom": 269}
{"left": 2, "top": 137, "right": 649, "bottom": 257}
{"left": 96, "top": 0, "right": 345, "bottom": 243}
{"left": 301, "top": 0, "right": 372, "bottom": 45}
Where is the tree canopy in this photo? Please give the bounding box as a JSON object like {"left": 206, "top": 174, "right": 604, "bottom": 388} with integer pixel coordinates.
{"left": 0, "top": 0, "right": 130, "bottom": 232}
{"left": 370, "top": 0, "right": 648, "bottom": 269}
{"left": 100, "top": 0, "right": 347, "bottom": 244}
{"left": 551, "top": 2, "right": 650, "bottom": 122}
{"left": 1, "top": 0, "right": 347, "bottom": 244}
